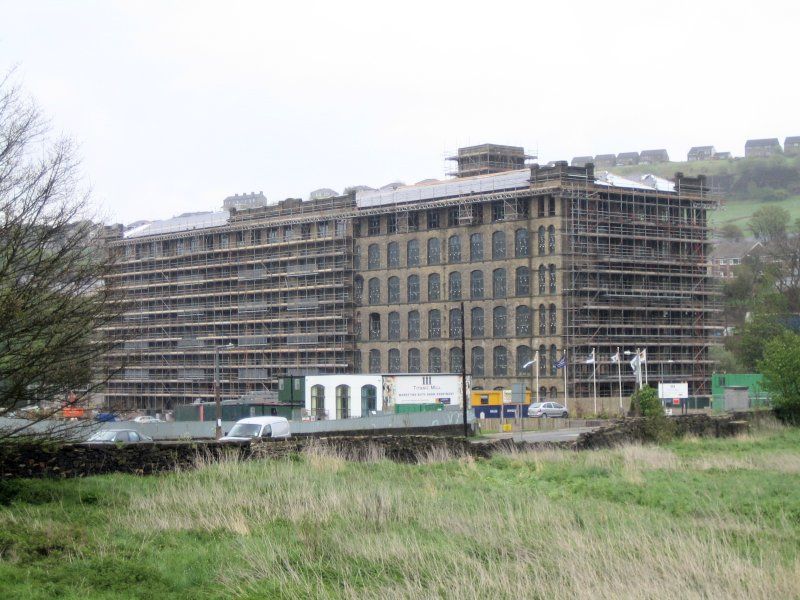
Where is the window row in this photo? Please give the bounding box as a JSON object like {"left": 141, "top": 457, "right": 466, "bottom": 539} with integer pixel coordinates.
{"left": 357, "top": 304, "right": 558, "bottom": 341}
{"left": 356, "top": 227, "right": 557, "bottom": 270}
{"left": 354, "top": 266, "right": 557, "bottom": 304}
{"left": 356, "top": 344, "right": 562, "bottom": 377}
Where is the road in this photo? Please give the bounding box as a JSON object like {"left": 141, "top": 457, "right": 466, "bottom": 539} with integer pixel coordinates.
{"left": 474, "top": 426, "right": 599, "bottom": 444}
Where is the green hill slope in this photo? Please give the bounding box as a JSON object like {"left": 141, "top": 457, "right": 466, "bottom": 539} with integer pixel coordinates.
{"left": 610, "top": 155, "right": 800, "bottom": 229}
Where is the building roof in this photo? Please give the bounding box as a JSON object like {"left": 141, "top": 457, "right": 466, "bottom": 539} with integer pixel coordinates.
{"left": 125, "top": 211, "right": 229, "bottom": 239}
{"left": 709, "top": 239, "right": 762, "bottom": 259}
{"left": 594, "top": 154, "right": 616, "bottom": 161}
{"left": 785, "top": 136, "right": 800, "bottom": 145}
{"left": 571, "top": 156, "right": 594, "bottom": 166}
{"left": 617, "top": 152, "right": 640, "bottom": 159}
{"left": 689, "top": 145, "right": 715, "bottom": 153}
{"left": 640, "top": 149, "right": 669, "bottom": 159}
{"left": 745, "top": 138, "right": 781, "bottom": 148}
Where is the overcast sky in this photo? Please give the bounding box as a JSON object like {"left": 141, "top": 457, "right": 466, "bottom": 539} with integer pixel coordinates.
{"left": 2, "top": 0, "right": 798, "bottom": 224}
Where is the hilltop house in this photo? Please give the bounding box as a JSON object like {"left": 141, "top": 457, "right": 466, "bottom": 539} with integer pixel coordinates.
{"left": 640, "top": 149, "right": 669, "bottom": 164}
{"left": 688, "top": 146, "right": 715, "bottom": 161}
{"left": 712, "top": 151, "right": 732, "bottom": 160}
{"left": 571, "top": 156, "right": 593, "bottom": 167}
{"left": 709, "top": 239, "right": 763, "bottom": 279}
{"left": 594, "top": 154, "right": 616, "bottom": 169}
{"left": 616, "top": 152, "right": 640, "bottom": 166}
{"left": 784, "top": 136, "right": 800, "bottom": 156}
{"left": 745, "top": 138, "right": 782, "bottom": 158}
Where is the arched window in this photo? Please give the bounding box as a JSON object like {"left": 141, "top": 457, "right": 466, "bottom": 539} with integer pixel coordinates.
{"left": 539, "top": 386, "right": 548, "bottom": 401}
{"left": 548, "top": 225, "right": 556, "bottom": 254}
{"left": 549, "top": 304, "right": 557, "bottom": 334}
{"left": 448, "top": 235, "right": 461, "bottom": 263}
{"left": 388, "top": 276, "right": 400, "bottom": 303}
{"left": 470, "top": 233, "right": 484, "bottom": 261}
{"left": 515, "top": 228, "right": 530, "bottom": 258}
{"left": 353, "top": 245, "right": 361, "bottom": 270}
{"left": 549, "top": 264, "right": 557, "bottom": 293}
{"left": 539, "top": 304, "right": 546, "bottom": 335}
{"left": 493, "top": 346, "right": 508, "bottom": 376}
{"left": 549, "top": 386, "right": 558, "bottom": 401}
{"left": 408, "top": 310, "right": 420, "bottom": 339}
{"left": 471, "top": 347, "right": 485, "bottom": 376}
{"left": 428, "top": 348, "right": 442, "bottom": 373}
{"left": 538, "top": 344, "right": 547, "bottom": 376}
{"left": 550, "top": 344, "right": 558, "bottom": 376}
{"left": 449, "top": 347, "right": 463, "bottom": 373}
{"left": 310, "top": 385, "right": 325, "bottom": 418}
{"left": 428, "top": 273, "right": 441, "bottom": 301}
{"left": 388, "top": 311, "right": 400, "bottom": 340}
{"left": 368, "top": 277, "right": 380, "bottom": 304}
{"left": 408, "top": 348, "right": 421, "bottom": 373}
{"left": 388, "top": 349, "right": 401, "bottom": 373}
{"left": 361, "top": 384, "right": 378, "bottom": 414}
{"left": 369, "top": 313, "right": 381, "bottom": 340}
{"left": 538, "top": 226, "right": 545, "bottom": 255}
{"left": 354, "top": 275, "right": 363, "bottom": 304}
{"left": 449, "top": 308, "right": 463, "bottom": 338}
{"left": 407, "top": 239, "right": 420, "bottom": 267}
{"left": 387, "top": 242, "right": 400, "bottom": 268}
{"left": 493, "top": 268, "right": 507, "bottom": 298}
{"left": 492, "top": 231, "right": 506, "bottom": 259}
{"left": 368, "top": 243, "right": 380, "bottom": 269}
{"left": 427, "top": 238, "right": 441, "bottom": 265}
{"left": 471, "top": 307, "right": 484, "bottom": 337}
{"left": 515, "top": 266, "right": 530, "bottom": 296}
{"left": 448, "top": 271, "right": 462, "bottom": 300}
{"left": 538, "top": 265, "right": 546, "bottom": 294}
{"left": 368, "top": 349, "right": 381, "bottom": 373}
{"left": 493, "top": 306, "right": 507, "bottom": 337}
{"left": 407, "top": 275, "right": 420, "bottom": 303}
{"left": 516, "top": 306, "right": 531, "bottom": 336}
{"left": 336, "top": 384, "right": 350, "bottom": 419}
{"left": 517, "top": 345, "right": 532, "bottom": 375}
{"left": 470, "top": 270, "right": 484, "bottom": 299}
{"left": 428, "top": 309, "right": 441, "bottom": 339}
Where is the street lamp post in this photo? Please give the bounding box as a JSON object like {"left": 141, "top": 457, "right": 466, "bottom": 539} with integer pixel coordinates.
{"left": 214, "top": 343, "right": 236, "bottom": 439}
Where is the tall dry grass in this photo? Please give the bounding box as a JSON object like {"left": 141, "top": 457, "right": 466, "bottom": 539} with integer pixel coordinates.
{"left": 120, "top": 439, "right": 800, "bottom": 599}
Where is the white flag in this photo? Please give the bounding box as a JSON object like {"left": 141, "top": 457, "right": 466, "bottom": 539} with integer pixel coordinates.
{"left": 640, "top": 349, "right": 647, "bottom": 363}
{"left": 585, "top": 349, "right": 595, "bottom": 365}
{"left": 610, "top": 351, "right": 620, "bottom": 364}
{"left": 630, "top": 355, "right": 640, "bottom": 372}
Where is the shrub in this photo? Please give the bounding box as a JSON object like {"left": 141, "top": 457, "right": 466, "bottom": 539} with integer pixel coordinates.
{"left": 628, "top": 387, "right": 675, "bottom": 442}
{"left": 759, "top": 331, "right": 800, "bottom": 424}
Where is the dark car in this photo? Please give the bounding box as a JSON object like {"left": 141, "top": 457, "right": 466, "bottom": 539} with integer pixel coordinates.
{"left": 83, "top": 430, "right": 153, "bottom": 444}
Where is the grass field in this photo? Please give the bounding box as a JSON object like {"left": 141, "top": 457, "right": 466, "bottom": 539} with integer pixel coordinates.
{"left": 2, "top": 423, "right": 800, "bottom": 599}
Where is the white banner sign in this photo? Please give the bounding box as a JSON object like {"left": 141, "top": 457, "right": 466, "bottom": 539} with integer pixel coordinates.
{"left": 658, "top": 382, "right": 688, "bottom": 399}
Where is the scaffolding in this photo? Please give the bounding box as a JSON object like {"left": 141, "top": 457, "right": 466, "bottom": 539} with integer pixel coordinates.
{"left": 530, "top": 162, "right": 722, "bottom": 404}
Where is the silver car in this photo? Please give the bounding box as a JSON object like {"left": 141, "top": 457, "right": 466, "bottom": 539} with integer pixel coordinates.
{"left": 83, "top": 430, "right": 154, "bottom": 444}
{"left": 528, "top": 402, "right": 569, "bottom": 418}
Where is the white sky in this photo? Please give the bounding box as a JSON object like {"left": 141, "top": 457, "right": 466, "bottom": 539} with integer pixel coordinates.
{"left": 2, "top": 0, "right": 798, "bottom": 224}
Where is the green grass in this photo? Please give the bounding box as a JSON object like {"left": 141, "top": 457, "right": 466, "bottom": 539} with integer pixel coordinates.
{"left": 710, "top": 195, "right": 800, "bottom": 227}
{"left": 2, "top": 425, "right": 800, "bottom": 598}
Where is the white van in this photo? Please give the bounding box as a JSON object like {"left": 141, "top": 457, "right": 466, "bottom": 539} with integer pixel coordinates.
{"left": 219, "top": 416, "right": 291, "bottom": 442}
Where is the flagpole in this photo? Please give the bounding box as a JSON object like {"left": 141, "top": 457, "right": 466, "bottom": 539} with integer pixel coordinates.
{"left": 643, "top": 348, "right": 648, "bottom": 386}
{"left": 535, "top": 349, "right": 540, "bottom": 406}
{"left": 636, "top": 347, "right": 643, "bottom": 390}
{"left": 592, "top": 348, "right": 597, "bottom": 415}
{"left": 616, "top": 346, "right": 622, "bottom": 413}
{"left": 563, "top": 349, "right": 568, "bottom": 413}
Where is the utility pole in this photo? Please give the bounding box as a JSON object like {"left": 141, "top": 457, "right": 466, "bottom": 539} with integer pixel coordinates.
{"left": 460, "top": 301, "right": 468, "bottom": 438}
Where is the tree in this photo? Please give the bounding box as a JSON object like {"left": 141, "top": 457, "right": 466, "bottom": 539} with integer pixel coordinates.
{"left": 0, "top": 74, "right": 120, "bottom": 439}
{"left": 759, "top": 331, "right": 800, "bottom": 424}
{"left": 627, "top": 386, "right": 674, "bottom": 442}
{"left": 749, "top": 206, "right": 790, "bottom": 244}
{"left": 719, "top": 223, "right": 743, "bottom": 242}
{"left": 725, "top": 313, "right": 787, "bottom": 371}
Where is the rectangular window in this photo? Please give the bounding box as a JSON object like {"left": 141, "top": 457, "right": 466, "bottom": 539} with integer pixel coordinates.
{"left": 492, "top": 202, "right": 504, "bottom": 222}
{"left": 368, "top": 216, "right": 381, "bottom": 236}
{"left": 408, "top": 212, "right": 419, "bottom": 231}
{"left": 387, "top": 213, "right": 397, "bottom": 234}
{"left": 448, "top": 207, "right": 459, "bottom": 227}
{"left": 427, "top": 210, "right": 440, "bottom": 230}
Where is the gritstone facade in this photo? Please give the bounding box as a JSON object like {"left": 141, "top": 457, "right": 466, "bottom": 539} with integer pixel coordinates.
{"left": 101, "top": 146, "right": 718, "bottom": 411}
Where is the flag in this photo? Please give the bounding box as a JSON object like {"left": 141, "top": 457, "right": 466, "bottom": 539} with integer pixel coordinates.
{"left": 584, "top": 349, "right": 595, "bottom": 365}
{"left": 630, "top": 354, "right": 640, "bottom": 372}
{"left": 639, "top": 349, "right": 647, "bottom": 363}
{"left": 555, "top": 356, "right": 566, "bottom": 369}
{"left": 610, "top": 351, "right": 620, "bottom": 364}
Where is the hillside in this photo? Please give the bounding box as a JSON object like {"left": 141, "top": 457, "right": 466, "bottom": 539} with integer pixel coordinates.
{"left": 610, "top": 155, "right": 800, "bottom": 229}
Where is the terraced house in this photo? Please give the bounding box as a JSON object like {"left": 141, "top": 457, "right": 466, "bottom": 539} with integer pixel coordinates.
{"left": 102, "top": 145, "right": 718, "bottom": 411}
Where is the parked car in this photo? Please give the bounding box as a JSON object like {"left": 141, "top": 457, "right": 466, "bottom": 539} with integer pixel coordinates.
{"left": 219, "top": 416, "right": 291, "bottom": 442}
{"left": 132, "top": 416, "right": 163, "bottom": 424}
{"left": 527, "top": 402, "right": 569, "bottom": 418}
{"left": 83, "top": 430, "right": 153, "bottom": 444}
{"left": 95, "top": 413, "right": 120, "bottom": 422}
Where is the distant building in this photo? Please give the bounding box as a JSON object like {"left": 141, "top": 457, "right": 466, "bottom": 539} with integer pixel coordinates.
{"left": 571, "top": 156, "right": 593, "bottom": 167}
{"left": 616, "top": 152, "right": 640, "bottom": 166}
{"left": 709, "top": 239, "right": 763, "bottom": 279}
{"left": 639, "top": 149, "right": 669, "bottom": 164}
{"left": 688, "top": 146, "right": 715, "bottom": 161}
{"left": 594, "top": 154, "right": 616, "bottom": 169}
{"left": 712, "top": 151, "right": 732, "bottom": 160}
{"left": 745, "top": 138, "right": 782, "bottom": 158}
{"left": 784, "top": 136, "right": 800, "bottom": 156}
{"left": 447, "top": 143, "right": 532, "bottom": 178}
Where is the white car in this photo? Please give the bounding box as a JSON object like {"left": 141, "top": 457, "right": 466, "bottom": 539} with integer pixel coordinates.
{"left": 528, "top": 402, "right": 569, "bottom": 418}
{"left": 132, "top": 416, "right": 164, "bottom": 423}
{"left": 220, "top": 416, "right": 291, "bottom": 442}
